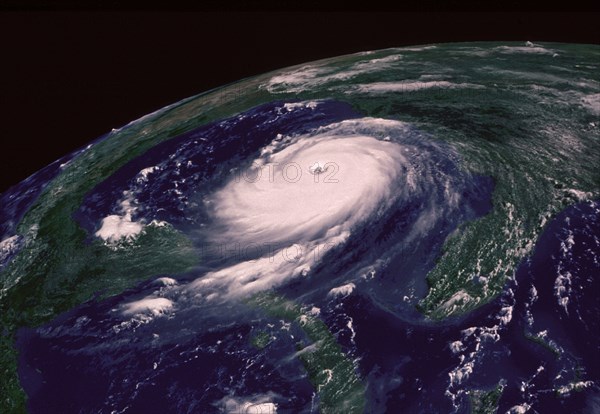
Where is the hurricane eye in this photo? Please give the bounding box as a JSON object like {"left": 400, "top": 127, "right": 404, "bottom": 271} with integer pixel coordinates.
{"left": 308, "top": 161, "right": 327, "bottom": 175}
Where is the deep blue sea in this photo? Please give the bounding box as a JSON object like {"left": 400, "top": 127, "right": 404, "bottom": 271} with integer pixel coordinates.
{"left": 15, "top": 100, "right": 599, "bottom": 413}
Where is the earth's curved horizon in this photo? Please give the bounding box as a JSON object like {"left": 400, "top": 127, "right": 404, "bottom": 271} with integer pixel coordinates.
{"left": 1, "top": 41, "right": 599, "bottom": 413}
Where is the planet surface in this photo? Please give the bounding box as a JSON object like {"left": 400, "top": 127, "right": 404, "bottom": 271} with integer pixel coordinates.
{"left": 1, "top": 42, "right": 599, "bottom": 413}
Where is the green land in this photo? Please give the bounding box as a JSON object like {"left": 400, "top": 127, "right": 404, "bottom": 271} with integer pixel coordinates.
{"left": 1, "top": 43, "right": 599, "bottom": 412}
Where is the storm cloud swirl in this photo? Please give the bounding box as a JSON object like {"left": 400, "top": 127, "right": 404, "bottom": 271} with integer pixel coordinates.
{"left": 114, "top": 102, "right": 490, "bottom": 316}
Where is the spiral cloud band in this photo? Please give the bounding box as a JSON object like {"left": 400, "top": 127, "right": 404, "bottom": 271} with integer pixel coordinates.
{"left": 118, "top": 104, "right": 476, "bottom": 315}
{"left": 210, "top": 129, "right": 408, "bottom": 245}
{"left": 183, "top": 118, "right": 413, "bottom": 300}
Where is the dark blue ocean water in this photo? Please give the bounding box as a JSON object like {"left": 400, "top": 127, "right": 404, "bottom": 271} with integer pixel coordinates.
{"left": 321, "top": 200, "right": 599, "bottom": 413}
{"left": 17, "top": 198, "right": 599, "bottom": 413}
{"left": 75, "top": 100, "right": 363, "bottom": 236}
{"left": 14, "top": 99, "right": 599, "bottom": 413}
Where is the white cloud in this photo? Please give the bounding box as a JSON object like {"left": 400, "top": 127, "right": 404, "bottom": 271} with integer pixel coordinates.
{"left": 328, "top": 283, "right": 356, "bottom": 298}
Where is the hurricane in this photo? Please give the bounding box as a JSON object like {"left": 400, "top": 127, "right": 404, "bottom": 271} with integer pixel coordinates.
{"left": 107, "top": 107, "right": 489, "bottom": 322}
{"left": 2, "top": 42, "right": 599, "bottom": 414}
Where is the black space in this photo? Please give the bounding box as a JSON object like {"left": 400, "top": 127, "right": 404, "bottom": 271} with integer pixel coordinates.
{"left": 0, "top": 10, "right": 598, "bottom": 192}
